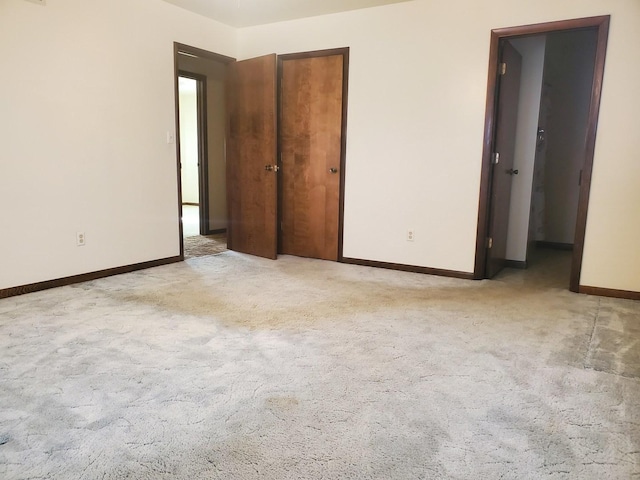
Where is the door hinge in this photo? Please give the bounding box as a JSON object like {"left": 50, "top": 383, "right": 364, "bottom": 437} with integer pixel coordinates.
{"left": 487, "top": 237, "right": 493, "bottom": 249}
{"left": 492, "top": 152, "right": 500, "bottom": 165}
{"left": 499, "top": 62, "right": 507, "bottom": 75}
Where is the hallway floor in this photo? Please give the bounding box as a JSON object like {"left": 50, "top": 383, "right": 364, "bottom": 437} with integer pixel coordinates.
{"left": 182, "top": 204, "right": 200, "bottom": 238}
{"left": 181, "top": 204, "right": 227, "bottom": 258}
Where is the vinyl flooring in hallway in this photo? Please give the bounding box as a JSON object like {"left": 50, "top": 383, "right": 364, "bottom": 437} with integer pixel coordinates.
{"left": 182, "top": 204, "right": 227, "bottom": 259}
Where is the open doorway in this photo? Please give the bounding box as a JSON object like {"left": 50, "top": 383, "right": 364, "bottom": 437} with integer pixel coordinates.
{"left": 475, "top": 16, "right": 610, "bottom": 292}
{"left": 174, "top": 43, "right": 234, "bottom": 259}
{"left": 178, "top": 73, "right": 206, "bottom": 237}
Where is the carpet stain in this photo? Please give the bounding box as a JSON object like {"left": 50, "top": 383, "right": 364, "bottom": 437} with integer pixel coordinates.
{"left": 585, "top": 302, "right": 640, "bottom": 378}
{"left": 109, "top": 264, "right": 559, "bottom": 331}
{"left": 265, "top": 396, "right": 299, "bottom": 410}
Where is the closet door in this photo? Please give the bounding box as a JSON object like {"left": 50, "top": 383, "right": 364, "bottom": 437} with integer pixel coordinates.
{"left": 226, "top": 54, "right": 278, "bottom": 259}
{"left": 280, "top": 54, "right": 344, "bottom": 261}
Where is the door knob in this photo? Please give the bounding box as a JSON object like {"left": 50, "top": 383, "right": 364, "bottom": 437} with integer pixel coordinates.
{"left": 265, "top": 165, "right": 273, "bottom": 171}
{"left": 329, "top": 168, "right": 338, "bottom": 174}
{"left": 507, "top": 168, "right": 519, "bottom": 175}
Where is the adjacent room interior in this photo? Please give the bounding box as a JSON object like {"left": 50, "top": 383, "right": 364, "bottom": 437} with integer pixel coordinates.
{"left": 177, "top": 49, "right": 229, "bottom": 259}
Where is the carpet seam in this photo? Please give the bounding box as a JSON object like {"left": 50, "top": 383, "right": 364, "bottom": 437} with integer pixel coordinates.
{"left": 583, "top": 298, "right": 601, "bottom": 370}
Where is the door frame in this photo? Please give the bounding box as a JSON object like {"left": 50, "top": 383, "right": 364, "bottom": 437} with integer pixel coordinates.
{"left": 276, "top": 47, "right": 350, "bottom": 260}
{"left": 473, "top": 15, "right": 610, "bottom": 292}
{"left": 173, "top": 43, "right": 235, "bottom": 258}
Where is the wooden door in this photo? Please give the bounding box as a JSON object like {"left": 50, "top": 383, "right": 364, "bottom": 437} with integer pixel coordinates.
{"left": 280, "top": 54, "right": 344, "bottom": 261}
{"left": 485, "top": 41, "right": 522, "bottom": 278}
{"left": 226, "top": 54, "right": 278, "bottom": 259}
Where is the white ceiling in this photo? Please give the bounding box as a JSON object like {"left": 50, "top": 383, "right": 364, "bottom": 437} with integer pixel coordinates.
{"left": 161, "top": 0, "right": 414, "bottom": 28}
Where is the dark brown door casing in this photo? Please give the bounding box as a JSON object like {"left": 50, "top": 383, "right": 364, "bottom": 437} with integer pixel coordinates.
{"left": 474, "top": 16, "right": 610, "bottom": 292}
{"left": 226, "top": 54, "right": 278, "bottom": 259}
{"left": 280, "top": 54, "right": 344, "bottom": 261}
{"left": 485, "top": 41, "right": 522, "bottom": 278}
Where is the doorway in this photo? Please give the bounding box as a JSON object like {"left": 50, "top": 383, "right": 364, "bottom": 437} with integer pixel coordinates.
{"left": 178, "top": 72, "right": 207, "bottom": 237}
{"left": 475, "top": 16, "right": 610, "bottom": 292}
{"left": 174, "top": 43, "right": 234, "bottom": 258}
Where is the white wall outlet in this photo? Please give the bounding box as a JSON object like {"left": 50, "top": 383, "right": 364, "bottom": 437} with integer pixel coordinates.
{"left": 166, "top": 131, "right": 175, "bottom": 144}
{"left": 76, "top": 232, "right": 86, "bottom": 246}
{"left": 407, "top": 229, "right": 415, "bottom": 242}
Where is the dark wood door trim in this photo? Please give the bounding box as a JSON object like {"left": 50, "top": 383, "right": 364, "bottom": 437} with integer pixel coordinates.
{"left": 173, "top": 43, "right": 236, "bottom": 259}
{"left": 175, "top": 43, "right": 236, "bottom": 64}
{"left": 579, "top": 286, "right": 640, "bottom": 301}
{"left": 178, "top": 70, "right": 209, "bottom": 235}
{"left": 0, "top": 256, "right": 182, "bottom": 299}
{"left": 342, "top": 257, "right": 475, "bottom": 280}
{"left": 277, "top": 47, "right": 350, "bottom": 261}
{"left": 473, "top": 15, "right": 610, "bottom": 293}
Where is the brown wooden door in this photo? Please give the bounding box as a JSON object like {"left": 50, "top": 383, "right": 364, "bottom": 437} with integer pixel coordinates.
{"left": 486, "top": 41, "right": 522, "bottom": 278}
{"left": 280, "top": 54, "right": 344, "bottom": 261}
{"left": 226, "top": 54, "right": 278, "bottom": 259}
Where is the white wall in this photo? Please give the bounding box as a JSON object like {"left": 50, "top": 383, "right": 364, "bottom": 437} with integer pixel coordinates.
{"left": 543, "top": 30, "right": 598, "bottom": 245}
{"left": 0, "top": 0, "right": 236, "bottom": 289}
{"left": 581, "top": 3, "right": 640, "bottom": 291}
{"left": 239, "top": 0, "right": 640, "bottom": 292}
{"left": 179, "top": 83, "right": 199, "bottom": 204}
{"left": 505, "top": 36, "right": 547, "bottom": 263}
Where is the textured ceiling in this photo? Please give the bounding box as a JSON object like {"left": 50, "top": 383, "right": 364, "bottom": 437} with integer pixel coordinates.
{"left": 161, "top": 0, "right": 414, "bottom": 27}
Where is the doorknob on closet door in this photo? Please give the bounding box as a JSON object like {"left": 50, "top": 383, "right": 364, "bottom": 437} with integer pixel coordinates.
{"left": 507, "top": 168, "right": 519, "bottom": 175}
{"left": 329, "top": 168, "right": 338, "bottom": 174}
{"left": 265, "top": 165, "right": 280, "bottom": 172}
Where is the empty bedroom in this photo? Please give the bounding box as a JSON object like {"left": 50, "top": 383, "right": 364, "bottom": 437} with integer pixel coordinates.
{"left": 1, "top": 0, "right": 639, "bottom": 478}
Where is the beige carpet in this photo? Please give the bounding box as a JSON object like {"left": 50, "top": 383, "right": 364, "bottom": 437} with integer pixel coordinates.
{"left": 0, "top": 251, "right": 639, "bottom": 479}
{"left": 183, "top": 234, "right": 227, "bottom": 259}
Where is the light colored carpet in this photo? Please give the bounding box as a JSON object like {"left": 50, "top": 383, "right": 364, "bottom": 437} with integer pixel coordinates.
{"left": 0, "top": 251, "right": 639, "bottom": 479}
{"left": 183, "top": 234, "right": 227, "bottom": 259}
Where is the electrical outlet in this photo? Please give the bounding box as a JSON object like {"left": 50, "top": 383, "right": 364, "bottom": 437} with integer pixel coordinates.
{"left": 76, "top": 232, "right": 86, "bottom": 246}
{"left": 407, "top": 229, "right": 415, "bottom": 242}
